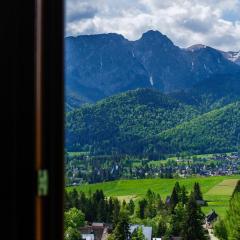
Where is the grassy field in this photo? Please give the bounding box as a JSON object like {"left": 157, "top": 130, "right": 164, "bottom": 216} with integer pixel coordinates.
{"left": 67, "top": 175, "right": 240, "bottom": 218}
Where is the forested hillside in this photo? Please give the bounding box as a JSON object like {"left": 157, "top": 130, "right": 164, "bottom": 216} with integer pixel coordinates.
{"left": 151, "top": 102, "right": 240, "bottom": 154}
{"left": 65, "top": 88, "right": 198, "bottom": 154}
{"left": 169, "top": 73, "right": 240, "bottom": 112}
{"left": 65, "top": 88, "right": 240, "bottom": 156}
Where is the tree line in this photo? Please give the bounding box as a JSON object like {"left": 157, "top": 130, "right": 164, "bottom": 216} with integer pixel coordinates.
{"left": 65, "top": 182, "right": 210, "bottom": 240}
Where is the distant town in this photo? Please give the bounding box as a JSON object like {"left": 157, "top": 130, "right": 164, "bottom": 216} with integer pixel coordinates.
{"left": 65, "top": 152, "right": 240, "bottom": 186}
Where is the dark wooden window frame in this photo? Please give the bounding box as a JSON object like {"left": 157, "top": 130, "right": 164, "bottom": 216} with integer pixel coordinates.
{"left": 4, "top": 0, "right": 64, "bottom": 239}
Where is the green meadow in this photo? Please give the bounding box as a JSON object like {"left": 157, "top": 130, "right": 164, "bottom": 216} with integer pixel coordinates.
{"left": 67, "top": 175, "right": 240, "bottom": 218}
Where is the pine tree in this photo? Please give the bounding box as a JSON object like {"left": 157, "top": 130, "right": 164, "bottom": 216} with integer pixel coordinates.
{"left": 112, "top": 198, "right": 121, "bottom": 227}
{"left": 137, "top": 199, "right": 148, "bottom": 219}
{"left": 170, "top": 182, "right": 181, "bottom": 210}
{"left": 122, "top": 200, "right": 127, "bottom": 209}
{"left": 69, "top": 189, "right": 79, "bottom": 208}
{"left": 97, "top": 198, "right": 107, "bottom": 222}
{"left": 156, "top": 194, "right": 164, "bottom": 211}
{"left": 131, "top": 226, "right": 147, "bottom": 240}
{"left": 181, "top": 192, "right": 207, "bottom": 240}
{"left": 111, "top": 210, "right": 130, "bottom": 240}
{"left": 193, "top": 182, "right": 203, "bottom": 201}
{"left": 170, "top": 203, "right": 186, "bottom": 236}
{"left": 180, "top": 186, "right": 188, "bottom": 205}
{"left": 107, "top": 197, "right": 114, "bottom": 223}
{"left": 127, "top": 199, "right": 135, "bottom": 215}
{"left": 79, "top": 192, "right": 87, "bottom": 213}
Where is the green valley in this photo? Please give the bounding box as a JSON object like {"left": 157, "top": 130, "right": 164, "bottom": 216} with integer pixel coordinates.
{"left": 67, "top": 175, "right": 240, "bottom": 218}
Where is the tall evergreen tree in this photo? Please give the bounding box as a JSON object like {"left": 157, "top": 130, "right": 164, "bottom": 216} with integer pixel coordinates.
{"left": 170, "top": 182, "right": 181, "bottom": 210}
{"left": 180, "top": 186, "right": 188, "bottom": 205}
{"left": 156, "top": 194, "right": 164, "bottom": 211}
{"left": 69, "top": 189, "right": 79, "bottom": 208}
{"left": 107, "top": 197, "right": 114, "bottom": 223}
{"left": 181, "top": 192, "right": 207, "bottom": 240}
{"left": 170, "top": 203, "right": 186, "bottom": 236}
{"left": 79, "top": 192, "right": 87, "bottom": 213}
{"left": 111, "top": 210, "right": 130, "bottom": 240}
{"left": 137, "top": 199, "right": 148, "bottom": 219}
{"left": 97, "top": 198, "right": 107, "bottom": 222}
{"left": 112, "top": 198, "right": 121, "bottom": 227}
{"left": 127, "top": 199, "right": 135, "bottom": 215}
{"left": 122, "top": 200, "right": 127, "bottom": 209}
{"left": 193, "top": 182, "right": 203, "bottom": 201}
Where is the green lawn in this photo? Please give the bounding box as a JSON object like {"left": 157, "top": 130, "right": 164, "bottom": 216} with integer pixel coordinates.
{"left": 67, "top": 175, "right": 240, "bottom": 218}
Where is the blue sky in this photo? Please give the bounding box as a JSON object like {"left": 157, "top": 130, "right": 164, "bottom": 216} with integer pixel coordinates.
{"left": 65, "top": 0, "right": 240, "bottom": 51}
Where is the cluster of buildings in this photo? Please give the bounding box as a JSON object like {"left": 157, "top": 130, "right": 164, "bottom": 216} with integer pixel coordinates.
{"left": 133, "top": 153, "right": 240, "bottom": 179}
{"left": 177, "top": 153, "right": 240, "bottom": 177}
{"left": 79, "top": 223, "right": 153, "bottom": 240}
{"left": 79, "top": 211, "right": 218, "bottom": 240}
{"left": 66, "top": 153, "right": 240, "bottom": 185}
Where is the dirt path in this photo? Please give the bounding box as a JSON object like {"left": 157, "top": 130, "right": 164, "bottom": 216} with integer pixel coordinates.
{"left": 208, "top": 229, "right": 219, "bottom": 240}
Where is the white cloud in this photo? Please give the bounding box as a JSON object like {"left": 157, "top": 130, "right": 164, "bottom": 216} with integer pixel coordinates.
{"left": 65, "top": 0, "right": 240, "bottom": 51}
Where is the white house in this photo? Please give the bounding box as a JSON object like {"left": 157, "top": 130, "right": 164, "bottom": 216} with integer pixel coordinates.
{"left": 81, "top": 234, "right": 94, "bottom": 240}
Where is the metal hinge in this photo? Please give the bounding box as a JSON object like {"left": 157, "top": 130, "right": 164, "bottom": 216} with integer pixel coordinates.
{"left": 38, "top": 169, "right": 48, "bottom": 196}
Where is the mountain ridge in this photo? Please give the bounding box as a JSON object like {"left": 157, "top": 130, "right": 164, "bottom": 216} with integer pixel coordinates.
{"left": 65, "top": 30, "right": 240, "bottom": 108}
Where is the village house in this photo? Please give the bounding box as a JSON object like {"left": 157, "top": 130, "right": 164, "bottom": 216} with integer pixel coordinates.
{"left": 205, "top": 210, "right": 218, "bottom": 229}
{"left": 80, "top": 222, "right": 112, "bottom": 240}
{"left": 81, "top": 234, "right": 94, "bottom": 240}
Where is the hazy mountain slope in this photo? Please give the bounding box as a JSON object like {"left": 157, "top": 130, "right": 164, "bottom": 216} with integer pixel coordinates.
{"left": 65, "top": 30, "right": 240, "bottom": 108}
{"left": 169, "top": 73, "right": 240, "bottom": 112}
{"left": 65, "top": 33, "right": 151, "bottom": 108}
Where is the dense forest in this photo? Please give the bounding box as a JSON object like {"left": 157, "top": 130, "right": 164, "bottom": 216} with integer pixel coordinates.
{"left": 65, "top": 88, "right": 240, "bottom": 156}
{"left": 65, "top": 88, "right": 198, "bottom": 154}
{"left": 151, "top": 102, "right": 240, "bottom": 154}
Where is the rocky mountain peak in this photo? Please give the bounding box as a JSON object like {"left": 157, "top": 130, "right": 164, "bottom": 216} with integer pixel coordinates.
{"left": 138, "top": 30, "right": 174, "bottom": 46}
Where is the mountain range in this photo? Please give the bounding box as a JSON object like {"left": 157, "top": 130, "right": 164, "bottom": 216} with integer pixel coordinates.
{"left": 65, "top": 30, "right": 240, "bottom": 108}
{"left": 65, "top": 30, "right": 240, "bottom": 156}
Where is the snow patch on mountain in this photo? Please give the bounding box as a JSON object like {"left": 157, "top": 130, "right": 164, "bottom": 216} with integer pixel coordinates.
{"left": 222, "top": 51, "right": 240, "bottom": 65}
{"left": 149, "top": 75, "right": 154, "bottom": 86}
{"left": 186, "top": 44, "right": 207, "bottom": 52}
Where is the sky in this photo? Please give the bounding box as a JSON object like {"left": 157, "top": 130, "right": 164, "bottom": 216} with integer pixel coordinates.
{"left": 65, "top": 0, "right": 240, "bottom": 51}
